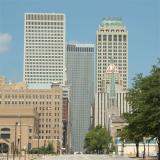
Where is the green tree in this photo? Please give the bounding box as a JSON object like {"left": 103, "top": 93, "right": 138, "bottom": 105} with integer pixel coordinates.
{"left": 84, "top": 125, "right": 112, "bottom": 154}
{"left": 118, "top": 117, "right": 143, "bottom": 157}
{"left": 123, "top": 60, "right": 160, "bottom": 159}
{"left": 30, "top": 142, "right": 54, "bottom": 154}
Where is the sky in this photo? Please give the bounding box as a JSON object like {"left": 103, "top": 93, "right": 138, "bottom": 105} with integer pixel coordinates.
{"left": 0, "top": 0, "right": 159, "bottom": 86}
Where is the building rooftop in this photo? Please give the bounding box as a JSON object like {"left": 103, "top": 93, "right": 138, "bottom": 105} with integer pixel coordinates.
{"left": 100, "top": 17, "right": 125, "bottom": 28}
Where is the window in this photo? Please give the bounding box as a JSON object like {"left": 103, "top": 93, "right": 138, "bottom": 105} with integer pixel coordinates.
{"left": 29, "top": 129, "right": 32, "bottom": 133}
{"left": 123, "top": 35, "right": 127, "bottom": 41}
{"left": 118, "top": 35, "right": 122, "bottom": 41}
{"left": 1, "top": 128, "right": 10, "bottom": 139}
{"left": 98, "top": 35, "right": 101, "bottom": 41}
{"left": 103, "top": 35, "right": 107, "bottom": 41}
{"left": 117, "top": 129, "right": 121, "bottom": 134}
{"left": 114, "top": 35, "right": 117, "bottom": 41}
{"left": 108, "top": 35, "right": 112, "bottom": 41}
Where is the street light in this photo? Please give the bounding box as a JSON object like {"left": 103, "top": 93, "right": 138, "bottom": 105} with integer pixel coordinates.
{"left": 37, "top": 118, "right": 40, "bottom": 156}
{"left": 15, "top": 122, "right": 18, "bottom": 156}
{"left": 19, "top": 115, "right": 22, "bottom": 160}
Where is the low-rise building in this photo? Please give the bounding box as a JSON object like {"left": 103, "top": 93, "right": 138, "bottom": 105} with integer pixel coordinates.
{"left": 0, "top": 106, "right": 38, "bottom": 154}
{"left": 0, "top": 76, "right": 63, "bottom": 153}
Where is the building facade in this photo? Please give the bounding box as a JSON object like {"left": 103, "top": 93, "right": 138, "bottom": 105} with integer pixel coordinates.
{"left": 96, "top": 17, "right": 128, "bottom": 92}
{"left": 0, "top": 106, "right": 38, "bottom": 154}
{"left": 66, "top": 43, "right": 94, "bottom": 152}
{"left": 94, "top": 91, "right": 131, "bottom": 128}
{"left": 94, "top": 17, "right": 129, "bottom": 138}
{"left": 23, "top": 13, "right": 66, "bottom": 88}
{"left": 0, "top": 76, "right": 63, "bottom": 152}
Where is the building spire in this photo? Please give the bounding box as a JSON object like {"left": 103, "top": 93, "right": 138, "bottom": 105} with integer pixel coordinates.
{"left": 110, "top": 61, "right": 116, "bottom": 98}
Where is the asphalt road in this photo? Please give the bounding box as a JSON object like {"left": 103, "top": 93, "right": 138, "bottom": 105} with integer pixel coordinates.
{"left": 40, "top": 154, "right": 139, "bottom": 160}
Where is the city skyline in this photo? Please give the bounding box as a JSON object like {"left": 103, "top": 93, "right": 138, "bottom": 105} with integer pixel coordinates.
{"left": 0, "top": 0, "right": 159, "bottom": 86}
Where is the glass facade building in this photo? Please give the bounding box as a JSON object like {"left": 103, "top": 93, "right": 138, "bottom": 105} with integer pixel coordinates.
{"left": 66, "top": 43, "right": 94, "bottom": 152}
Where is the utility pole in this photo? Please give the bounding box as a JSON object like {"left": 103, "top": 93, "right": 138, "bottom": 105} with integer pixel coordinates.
{"left": 15, "top": 122, "right": 18, "bottom": 156}
{"left": 20, "top": 116, "right": 22, "bottom": 159}
{"left": 38, "top": 119, "right": 39, "bottom": 156}
{"left": 12, "top": 142, "right": 15, "bottom": 160}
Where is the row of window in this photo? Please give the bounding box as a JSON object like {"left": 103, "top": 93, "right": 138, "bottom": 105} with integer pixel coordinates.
{"left": 98, "top": 42, "right": 127, "bottom": 45}
{"left": 26, "top": 41, "right": 63, "bottom": 45}
{"left": 98, "top": 49, "right": 127, "bottom": 52}
{"left": 1, "top": 94, "right": 60, "bottom": 99}
{"left": 98, "top": 35, "right": 127, "bottom": 41}
{"left": 26, "top": 38, "right": 63, "bottom": 41}
{"left": 25, "top": 56, "right": 63, "bottom": 59}
{"left": 26, "top": 14, "right": 64, "bottom": 21}
{"left": 98, "top": 46, "right": 127, "bottom": 49}
{"left": 25, "top": 32, "right": 64, "bottom": 38}
{"left": 25, "top": 74, "right": 63, "bottom": 77}
{"left": 98, "top": 53, "right": 127, "bottom": 56}
{"left": 0, "top": 101, "right": 60, "bottom": 105}
{"left": 26, "top": 43, "right": 63, "bottom": 48}
{"left": 26, "top": 26, "right": 64, "bottom": 30}
{"left": 26, "top": 21, "right": 64, "bottom": 25}
{"left": 39, "top": 113, "right": 52, "bottom": 116}
{"left": 39, "top": 136, "right": 59, "bottom": 139}
{"left": 26, "top": 28, "right": 64, "bottom": 32}
{"left": 98, "top": 59, "right": 127, "bottom": 62}
{"left": 26, "top": 79, "right": 63, "bottom": 82}
{"left": 26, "top": 39, "right": 63, "bottom": 43}
{"left": 99, "top": 29, "right": 125, "bottom": 32}
{"left": 26, "top": 30, "right": 63, "bottom": 36}
{"left": 25, "top": 49, "right": 63, "bottom": 52}
{"left": 67, "top": 46, "right": 94, "bottom": 53}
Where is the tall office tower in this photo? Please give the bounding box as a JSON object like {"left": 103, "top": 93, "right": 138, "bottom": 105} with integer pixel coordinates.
{"left": 66, "top": 43, "right": 94, "bottom": 152}
{"left": 24, "top": 13, "right": 65, "bottom": 88}
{"left": 96, "top": 17, "right": 128, "bottom": 92}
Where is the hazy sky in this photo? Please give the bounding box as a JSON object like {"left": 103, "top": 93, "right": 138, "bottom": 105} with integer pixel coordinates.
{"left": 0, "top": 0, "right": 159, "bottom": 86}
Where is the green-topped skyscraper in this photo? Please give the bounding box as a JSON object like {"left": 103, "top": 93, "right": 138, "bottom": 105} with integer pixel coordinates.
{"left": 96, "top": 17, "right": 128, "bottom": 93}
{"left": 94, "top": 17, "right": 130, "bottom": 135}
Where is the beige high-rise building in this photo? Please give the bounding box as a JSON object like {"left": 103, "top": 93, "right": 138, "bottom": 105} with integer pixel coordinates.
{"left": 0, "top": 76, "right": 63, "bottom": 153}
{"left": 96, "top": 17, "right": 128, "bottom": 92}
{"left": 23, "top": 13, "right": 66, "bottom": 88}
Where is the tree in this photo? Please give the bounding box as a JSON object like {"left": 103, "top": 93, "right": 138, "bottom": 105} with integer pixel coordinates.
{"left": 118, "top": 116, "right": 144, "bottom": 157}
{"left": 29, "top": 142, "right": 55, "bottom": 154}
{"left": 84, "top": 125, "right": 112, "bottom": 154}
{"left": 123, "top": 60, "right": 160, "bottom": 159}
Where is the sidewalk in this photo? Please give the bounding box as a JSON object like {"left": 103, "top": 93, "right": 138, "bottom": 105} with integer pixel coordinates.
{"left": 138, "top": 157, "right": 157, "bottom": 160}
{"left": 6, "top": 154, "right": 43, "bottom": 160}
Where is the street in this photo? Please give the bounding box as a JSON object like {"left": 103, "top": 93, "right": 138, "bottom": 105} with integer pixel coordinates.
{"left": 39, "top": 154, "right": 139, "bottom": 160}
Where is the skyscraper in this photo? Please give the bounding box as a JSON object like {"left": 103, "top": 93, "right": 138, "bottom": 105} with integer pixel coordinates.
{"left": 66, "top": 43, "right": 94, "bottom": 152}
{"left": 94, "top": 17, "right": 130, "bottom": 136}
{"left": 96, "top": 17, "right": 128, "bottom": 92}
{"left": 24, "top": 13, "right": 65, "bottom": 88}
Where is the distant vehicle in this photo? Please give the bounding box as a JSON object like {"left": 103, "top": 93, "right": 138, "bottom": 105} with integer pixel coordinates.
{"left": 74, "top": 151, "right": 83, "bottom": 154}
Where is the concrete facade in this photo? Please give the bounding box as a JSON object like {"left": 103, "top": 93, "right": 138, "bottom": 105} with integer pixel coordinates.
{"left": 0, "top": 106, "right": 38, "bottom": 154}
{"left": 96, "top": 17, "right": 128, "bottom": 92}
{"left": 23, "top": 13, "right": 66, "bottom": 88}
{"left": 0, "top": 76, "right": 63, "bottom": 153}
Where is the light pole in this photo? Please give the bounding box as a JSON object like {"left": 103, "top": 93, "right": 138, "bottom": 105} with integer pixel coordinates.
{"left": 37, "top": 119, "right": 40, "bottom": 156}
{"left": 15, "top": 122, "right": 18, "bottom": 156}
{"left": 19, "top": 116, "right": 22, "bottom": 160}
